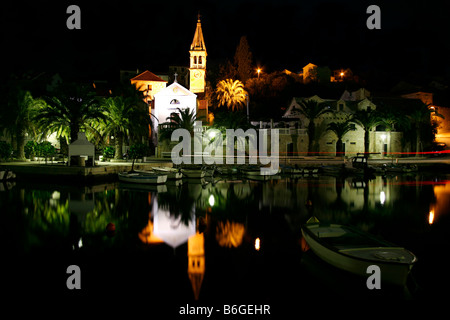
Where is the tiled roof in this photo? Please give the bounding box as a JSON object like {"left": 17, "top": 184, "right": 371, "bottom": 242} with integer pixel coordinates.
{"left": 131, "top": 70, "right": 166, "bottom": 82}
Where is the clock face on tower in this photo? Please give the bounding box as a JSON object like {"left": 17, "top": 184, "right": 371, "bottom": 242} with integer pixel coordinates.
{"left": 194, "top": 71, "right": 202, "bottom": 79}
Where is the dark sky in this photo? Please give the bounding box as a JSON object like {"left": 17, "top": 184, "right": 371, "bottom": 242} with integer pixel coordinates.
{"left": 2, "top": 0, "right": 449, "bottom": 85}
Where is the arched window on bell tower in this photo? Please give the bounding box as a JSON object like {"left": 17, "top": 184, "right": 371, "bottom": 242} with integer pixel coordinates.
{"left": 194, "top": 56, "right": 197, "bottom": 65}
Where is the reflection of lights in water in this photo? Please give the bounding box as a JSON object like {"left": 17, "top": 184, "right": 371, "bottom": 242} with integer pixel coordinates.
{"left": 380, "top": 191, "right": 385, "bottom": 205}
{"left": 208, "top": 195, "right": 215, "bottom": 207}
{"left": 78, "top": 238, "right": 83, "bottom": 248}
{"left": 429, "top": 210, "right": 435, "bottom": 225}
{"left": 255, "top": 237, "right": 261, "bottom": 251}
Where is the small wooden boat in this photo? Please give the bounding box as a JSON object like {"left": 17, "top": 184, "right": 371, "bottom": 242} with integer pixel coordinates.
{"left": 301, "top": 219, "right": 417, "bottom": 286}
{"left": 181, "top": 168, "right": 206, "bottom": 178}
{"left": 280, "top": 165, "right": 303, "bottom": 175}
{"left": 118, "top": 172, "right": 167, "bottom": 184}
{"left": 150, "top": 167, "right": 183, "bottom": 179}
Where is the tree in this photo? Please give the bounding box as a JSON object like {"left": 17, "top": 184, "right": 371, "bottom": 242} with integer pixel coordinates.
{"left": 215, "top": 79, "right": 247, "bottom": 111}
{"left": 34, "top": 83, "right": 103, "bottom": 144}
{"left": 128, "top": 143, "right": 148, "bottom": 172}
{"left": 0, "top": 88, "right": 39, "bottom": 159}
{"left": 159, "top": 107, "right": 199, "bottom": 141}
{"left": 96, "top": 94, "right": 150, "bottom": 160}
{"left": 234, "top": 36, "right": 253, "bottom": 84}
{"left": 295, "top": 99, "right": 333, "bottom": 155}
{"left": 326, "top": 121, "right": 353, "bottom": 156}
{"left": 408, "top": 103, "right": 444, "bottom": 156}
{"left": 350, "top": 109, "right": 382, "bottom": 154}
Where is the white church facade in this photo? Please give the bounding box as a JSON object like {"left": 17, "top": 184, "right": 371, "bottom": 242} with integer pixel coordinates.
{"left": 153, "top": 81, "right": 197, "bottom": 127}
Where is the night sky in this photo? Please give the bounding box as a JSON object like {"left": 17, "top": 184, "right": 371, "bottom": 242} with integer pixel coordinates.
{"left": 2, "top": 0, "right": 449, "bottom": 87}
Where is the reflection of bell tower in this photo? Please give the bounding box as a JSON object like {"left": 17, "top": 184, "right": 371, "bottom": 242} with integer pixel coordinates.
{"left": 189, "top": 14, "right": 207, "bottom": 95}
{"left": 187, "top": 232, "right": 205, "bottom": 300}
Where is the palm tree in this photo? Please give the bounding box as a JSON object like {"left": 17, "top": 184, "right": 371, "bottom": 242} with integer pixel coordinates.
{"left": 326, "top": 121, "right": 353, "bottom": 157}
{"left": 0, "top": 89, "right": 40, "bottom": 159}
{"left": 350, "top": 109, "right": 382, "bottom": 155}
{"left": 159, "top": 107, "right": 199, "bottom": 141}
{"left": 215, "top": 79, "right": 247, "bottom": 111}
{"left": 34, "top": 83, "right": 103, "bottom": 144}
{"left": 295, "top": 99, "right": 333, "bottom": 155}
{"left": 408, "top": 103, "right": 444, "bottom": 156}
{"left": 96, "top": 95, "right": 149, "bottom": 160}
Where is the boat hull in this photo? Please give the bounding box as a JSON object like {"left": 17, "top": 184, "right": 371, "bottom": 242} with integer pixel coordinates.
{"left": 301, "top": 223, "right": 416, "bottom": 287}
{"left": 181, "top": 169, "right": 205, "bottom": 178}
{"left": 118, "top": 172, "right": 167, "bottom": 184}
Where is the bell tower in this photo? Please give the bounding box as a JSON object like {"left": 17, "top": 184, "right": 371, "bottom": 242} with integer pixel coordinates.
{"left": 189, "top": 14, "right": 207, "bottom": 94}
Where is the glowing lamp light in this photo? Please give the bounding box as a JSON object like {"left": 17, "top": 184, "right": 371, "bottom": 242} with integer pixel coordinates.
{"left": 208, "top": 195, "right": 215, "bottom": 207}
{"left": 380, "top": 191, "right": 386, "bottom": 205}
{"left": 428, "top": 210, "right": 435, "bottom": 225}
{"left": 340, "top": 72, "right": 344, "bottom": 76}
{"left": 255, "top": 237, "right": 261, "bottom": 251}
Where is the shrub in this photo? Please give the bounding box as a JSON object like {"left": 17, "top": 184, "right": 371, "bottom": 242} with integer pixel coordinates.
{"left": 0, "top": 141, "right": 12, "bottom": 160}
{"left": 24, "top": 141, "right": 38, "bottom": 159}
{"left": 103, "top": 146, "right": 115, "bottom": 159}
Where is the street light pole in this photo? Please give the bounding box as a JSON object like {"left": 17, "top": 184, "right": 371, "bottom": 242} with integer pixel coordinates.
{"left": 246, "top": 94, "right": 249, "bottom": 122}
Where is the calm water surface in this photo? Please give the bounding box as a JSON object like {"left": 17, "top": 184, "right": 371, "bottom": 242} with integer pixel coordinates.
{"left": 1, "top": 173, "right": 449, "bottom": 308}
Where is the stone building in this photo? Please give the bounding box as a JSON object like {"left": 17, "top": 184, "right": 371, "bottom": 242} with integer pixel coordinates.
{"left": 281, "top": 90, "right": 404, "bottom": 158}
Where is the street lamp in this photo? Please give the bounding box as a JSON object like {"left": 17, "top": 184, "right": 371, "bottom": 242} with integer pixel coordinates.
{"left": 245, "top": 94, "right": 249, "bottom": 122}
{"left": 257, "top": 68, "right": 261, "bottom": 79}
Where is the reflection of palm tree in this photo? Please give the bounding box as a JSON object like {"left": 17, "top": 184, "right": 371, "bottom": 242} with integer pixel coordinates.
{"left": 157, "top": 185, "right": 196, "bottom": 226}
{"left": 216, "top": 79, "right": 247, "bottom": 111}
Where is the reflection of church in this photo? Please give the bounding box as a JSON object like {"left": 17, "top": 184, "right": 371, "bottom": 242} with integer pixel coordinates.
{"left": 131, "top": 15, "right": 209, "bottom": 148}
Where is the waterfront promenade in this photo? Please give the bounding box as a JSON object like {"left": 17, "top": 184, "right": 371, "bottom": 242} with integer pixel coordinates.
{"left": 2, "top": 155, "right": 450, "bottom": 184}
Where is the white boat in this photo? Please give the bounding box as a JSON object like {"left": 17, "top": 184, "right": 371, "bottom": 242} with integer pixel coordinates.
{"left": 150, "top": 167, "right": 183, "bottom": 179}
{"left": 118, "top": 172, "right": 167, "bottom": 184}
{"left": 301, "top": 219, "right": 417, "bottom": 286}
{"left": 0, "top": 170, "right": 16, "bottom": 181}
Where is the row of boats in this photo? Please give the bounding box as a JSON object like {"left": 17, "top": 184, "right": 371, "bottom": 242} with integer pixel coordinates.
{"left": 118, "top": 155, "right": 419, "bottom": 184}
{"left": 118, "top": 165, "right": 285, "bottom": 184}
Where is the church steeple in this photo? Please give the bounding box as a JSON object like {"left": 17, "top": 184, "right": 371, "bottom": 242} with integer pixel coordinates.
{"left": 190, "top": 13, "right": 207, "bottom": 52}
{"left": 189, "top": 14, "right": 207, "bottom": 94}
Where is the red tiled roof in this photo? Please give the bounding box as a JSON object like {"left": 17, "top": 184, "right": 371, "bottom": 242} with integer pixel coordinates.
{"left": 131, "top": 70, "right": 166, "bottom": 82}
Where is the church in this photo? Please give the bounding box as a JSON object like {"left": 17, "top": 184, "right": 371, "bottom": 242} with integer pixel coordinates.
{"left": 131, "top": 15, "right": 208, "bottom": 147}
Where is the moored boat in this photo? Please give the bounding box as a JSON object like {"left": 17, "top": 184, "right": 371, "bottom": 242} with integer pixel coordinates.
{"left": 301, "top": 219, "right": 417, "bottom": 286}
{"left": 181, "top": 168, "right": 206, "bottom": 178}
{"left": 0, "top": 170, "right": 16, "bottom": 181}
{"left": 150, "top": 167, "right": 183, "bottom": 179}
{"left": 118, "top": 172, "right": 167, "bottom": 184}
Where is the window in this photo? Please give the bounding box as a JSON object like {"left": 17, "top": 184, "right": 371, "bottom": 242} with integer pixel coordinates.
{"left": 170, "top": 99, "right": 180, "bottom": 104}
{"left": 194, "top": 56, "right": 197, "bottom": 64}
{"left": 199, "top": 56, "right": 202, "bottom": 64}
